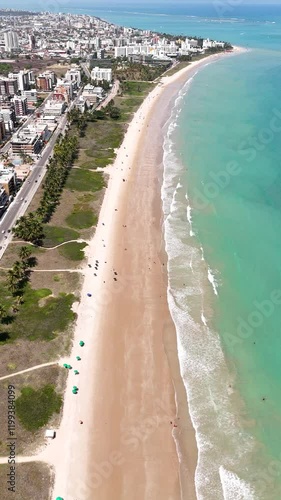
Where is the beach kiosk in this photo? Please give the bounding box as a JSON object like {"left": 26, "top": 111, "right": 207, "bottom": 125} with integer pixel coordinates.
{"left": 45, "top": 429, "right": 56, "bottom": 439}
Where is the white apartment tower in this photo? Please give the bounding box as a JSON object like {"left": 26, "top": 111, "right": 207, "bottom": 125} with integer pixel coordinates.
{"left": 4, "top": 31, "right": 19, "bottom": 52}
{"left": 91, "top": 67, "right": 112, "bottom": 82}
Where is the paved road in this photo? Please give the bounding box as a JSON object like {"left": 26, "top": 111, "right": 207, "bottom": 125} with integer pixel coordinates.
{"left": 96, "top": 79, "right": 120, "bottom": 110}
{"left": 81, "top": 62, "right": 91, "bottom": 79}
{"left": 0, "top": 89, "right": 83, "bottom": 260}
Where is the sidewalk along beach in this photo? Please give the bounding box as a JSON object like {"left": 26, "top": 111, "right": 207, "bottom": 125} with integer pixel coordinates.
{"left": 46, "top": 48, "right": 243, "bottom": 500}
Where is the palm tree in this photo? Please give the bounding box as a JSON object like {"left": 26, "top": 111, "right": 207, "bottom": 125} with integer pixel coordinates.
{"left": 6, "top": 270, "right": 20, "bottom": 294}
{"left": 19, "top": 246, "right": 32, "bottom": 262}
{"left": 0, "top": 304, "right": 6, "bottom": 322}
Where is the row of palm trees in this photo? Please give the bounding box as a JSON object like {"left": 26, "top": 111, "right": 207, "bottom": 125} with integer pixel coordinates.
{"left": 13, "top": 133, "right": 78, "bottom": 244}
{"left": 67, "top": 108, "right": 90, "bottom": 137}
{"left": 6, "top": 245, "right": 35, "bottom": 296}
{"left": 0, "top": 246, "right": 36, "bottom": 322}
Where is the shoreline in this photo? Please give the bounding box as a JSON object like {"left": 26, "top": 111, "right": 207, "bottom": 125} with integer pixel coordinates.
{"left": 38, "top": 47, "right": 245, "bottom": 500}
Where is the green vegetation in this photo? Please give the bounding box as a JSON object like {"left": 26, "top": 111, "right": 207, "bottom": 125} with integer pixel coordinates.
{"left": 66, "top": 209, "right": 97, "bottom": 229}
{"left": 43, "top": 226, "right": 79, "bottom": 248}
{"left": 109, "top": 106, "right": 121, "bottom": 119}
{"left": 114, "top": 61, "right": 169, "bottom": 81}
{"left": 13, "top": 134, "right": 78, "bottom": 244}
{"left": 58, "top": 242, "right": 87, "bottom": 261}
{"left": 13, "top": 213, "right": 44, "bottom": 245}
{"left": 6, "top": 246, "right": 37, "bottom": 300}
{"left": 66, "top": 169, "right": 106, "bottom": 192}
{"left": 164, "top": 62, "right": 191, "bottom": 77}
{"left": 121, "top": 81, "right": 153, "bottom": 95}
{"left": 0, "top": 283, "right": 76, "bottom": 343}
{"left": 0, "top": 63, "right": 12, "bottom": 76}
{"left": 15, "top": 385, "right": 62, "bottom": 431}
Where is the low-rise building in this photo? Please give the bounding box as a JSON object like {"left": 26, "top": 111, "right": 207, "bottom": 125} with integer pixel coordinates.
{"left": 91, "top": 66, "right": 112, "bottom": 82}
{"left": 14, "top": 163, "right": 31, "bottom": 181}
{"left": 44, "top": 100, "right": 67, "bottom": 116}
{"left": 82, "top": 84, "right": 105, "bottom": 105}
{"left": 0, "top": 187, "right": 9, "bottom": 216}
{"left": 65, "top": 67, "right": 81, "bottom": 86}
{"left": 0, "top": 168, "right": 16, "bottom": 195}
{"left": 11, "top": 130, "right": 42, "bottom": 155}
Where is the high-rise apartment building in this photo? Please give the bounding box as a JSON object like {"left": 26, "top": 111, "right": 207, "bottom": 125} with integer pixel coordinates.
{"left": 13, "top": 97, "right": 28, "bottom": 117}
{"left": 0, "top": 79, "right": 18, "bottom": 97}
{"left": 4, "top": 31, "right": 19, "bottom": 52}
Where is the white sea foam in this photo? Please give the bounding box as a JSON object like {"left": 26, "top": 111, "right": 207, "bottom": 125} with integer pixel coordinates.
{"left": 219, "top": 467, "right": 255, "bottom": 500}
{"left": 187, "top": 203, "right": 195, "bottom": 237}
{"left": 207, "top": 267, "right": 219, "bottom": 296}
{"left": 201, "top": 311, "right": 207, "bottom": 326}
{"left": 161, "top": 68, "right": 260, "bottom": 500}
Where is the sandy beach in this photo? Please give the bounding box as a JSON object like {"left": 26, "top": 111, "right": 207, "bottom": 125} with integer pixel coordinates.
{"left": 42, "top": 48, "right": 244, "bottom": 500}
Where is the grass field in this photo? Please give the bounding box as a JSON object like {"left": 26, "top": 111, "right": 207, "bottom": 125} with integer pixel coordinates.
{"left": 16, "top": 384, "right": 62, "bottom": 431}
{"left": 43, "top": 226, "right": 80, "bottom": 248}
{"left": 66, "top": 209, "right": 97, "bottom": 230}
{"left": 121, "top": 81, "right": 154, "bottom": 95}
{"left": 66, "top": 169, "right": 106, "bottom": 192}
{"left": 0, "top": 364, "right": 67, "bottom": 455}
{"left": 0, "top": 283, "right": 77, "bottom": 343}
{"left": 0, "top": 462, "right": 54, "bottom": 500}
{"left": 58, "top": 242, "right": 87, "bottom": 261}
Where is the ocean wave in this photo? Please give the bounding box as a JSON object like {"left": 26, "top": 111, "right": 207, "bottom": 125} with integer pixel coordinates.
{"left": 161, "top": 64, "right": 261, "bottom": 499}
{"left": 207, "top": 267, "right": 219, "bottom": 296}
{"left": 219, "top": 467, "right": 255, "bottom": 500}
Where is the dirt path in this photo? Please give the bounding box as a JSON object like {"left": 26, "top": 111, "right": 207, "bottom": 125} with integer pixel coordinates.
{"left": 0, "top": 361, "right": 58, "bottom": 381}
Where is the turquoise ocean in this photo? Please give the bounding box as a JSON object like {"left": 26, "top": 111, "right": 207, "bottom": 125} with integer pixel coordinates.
{"left": 5, "top": 1, "right": 281, "bottom": 498}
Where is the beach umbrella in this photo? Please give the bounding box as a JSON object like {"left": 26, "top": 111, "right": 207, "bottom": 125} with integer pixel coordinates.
{"left": 74, "top": 370, "right": 79, "bottom": 375}
{"left": 76, "top": 356, "right": 81, "bottom": 361}
{"left": 63, "top": 364, "right": 68, "bottom": 368}
{"left": 56, "top": 497, "right": 64, "bottom": 500}
{"left": 79, "top": 341, "right": 85, "bottom": 347}
{"left": 72, "top": 389, "right": 78, "bottom": 394}
{"left": 73, "top": 386, "right": 78, "bottom": 391}
{"left": 68, "top": 365, "right": 72, "bottom": 369}
{"left": 87, "top": 293, "right": 92, "bottom": 297}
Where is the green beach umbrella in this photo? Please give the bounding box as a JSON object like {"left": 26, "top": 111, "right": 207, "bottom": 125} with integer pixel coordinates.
{"left": 79, "top": 341, "right": 85, "bottom": 347}
{"left": 63, "top": 364, "right": 68, "bottom": 368}
{"left": 76, "top": 356, "right": 81, "bottom": 361}
{"left": 73, "top": 386, "right": 78, "bottom": 390}
{"left": 74, "top": 370, "right": 79, "bottom": 375}
{"left": 56, "top": 497, "right": 64, "bottom": 500}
